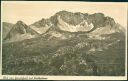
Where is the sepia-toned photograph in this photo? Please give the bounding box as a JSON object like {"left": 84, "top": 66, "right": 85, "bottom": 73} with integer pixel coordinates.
{"left": 0, "top": 1, "right": 127, "bottom": 80}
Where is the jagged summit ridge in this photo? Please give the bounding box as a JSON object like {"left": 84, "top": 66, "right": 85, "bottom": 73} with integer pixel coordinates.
{"left": 30, "top": 10, "right": 118, "bottom": 34}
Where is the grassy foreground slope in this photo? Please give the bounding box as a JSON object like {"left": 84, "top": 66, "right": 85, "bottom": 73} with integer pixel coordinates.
{"left": 2, "top": 31, "right": 125, "bottom": 75}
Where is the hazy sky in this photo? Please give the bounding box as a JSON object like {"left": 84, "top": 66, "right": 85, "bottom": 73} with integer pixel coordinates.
{"left": 1, "top": 1, "right": 128, "bottom": 28}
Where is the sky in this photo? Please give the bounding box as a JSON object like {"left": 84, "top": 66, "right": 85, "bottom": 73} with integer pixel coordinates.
{"left": 1, "top": 1, "right": 128, "bottom": 28}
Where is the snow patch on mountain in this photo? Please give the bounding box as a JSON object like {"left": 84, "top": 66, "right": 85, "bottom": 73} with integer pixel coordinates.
{"left": 57, "top": 16, "right": 94, "bottom": 32}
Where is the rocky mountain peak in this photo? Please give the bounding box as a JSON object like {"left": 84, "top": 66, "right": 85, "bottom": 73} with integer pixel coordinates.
{"left": 3, "top": 21, "right": 39, "bottom": 42}
{"left": 16, "top": 20, "right": 24, "bottom": 24}
{"left": 15, "top": 20, "right": 28, "bottom": 27}
{"left": 13, "top": 21, "right": 29, "bottom": 34}
{"left": 56, "top": 10, "right": 70, "bottom": 15}
{"left": 52, "top": 11, "right": 116, "bottom": 28}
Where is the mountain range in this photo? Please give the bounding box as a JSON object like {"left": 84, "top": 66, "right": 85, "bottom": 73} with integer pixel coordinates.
{"left": 3, "top": 10, "right": 125, "bottom": 42}
{"left": 2, "top": 10, "right": 126, "bottom": 75}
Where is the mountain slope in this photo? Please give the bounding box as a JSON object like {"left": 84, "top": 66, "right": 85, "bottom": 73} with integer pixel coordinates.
{"left": 2, "top": 22, "right": 14, "bottom": 39}
{"left": 2, "top": 29, "right": 125, "bottom": 75}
